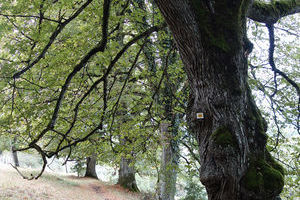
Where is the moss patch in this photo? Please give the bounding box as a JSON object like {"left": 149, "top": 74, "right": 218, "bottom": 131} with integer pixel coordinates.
{"left": 211, "top": 126, "right": 238, "bottom": 148}
{"left": 265, "top": 151, "right": 285, "bottom": 176}
{"left": 243, "top": 164, "right": 264, "bottom": 192}
{"left": 243, "top": 156, "right": 284, "bottom": 194}
{"left": 254, "top": 110, "right": 268, "bottom": 138}
{"left": 246, "top": 85, "right": 268, "bottom": 140}
{"left": 252, "top": 0, "right": 298, "bottom": 23}
{"left": 190, "top": 0, "right": 243, "bottom": 53}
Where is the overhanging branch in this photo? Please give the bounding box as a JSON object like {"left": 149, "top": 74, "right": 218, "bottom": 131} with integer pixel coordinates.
{"left": 248, "top": 0, "right": 300, "bottom": 24}
{"left": 28, "top": 0, "right": 111, "bottom": 146}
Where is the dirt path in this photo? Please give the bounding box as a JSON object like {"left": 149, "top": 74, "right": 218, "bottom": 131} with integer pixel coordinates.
{"left": 78, "top": 181, "right": 121, "bottom": 200}
{"left": 0, "top": 166, "right": 141, "bottom": 200}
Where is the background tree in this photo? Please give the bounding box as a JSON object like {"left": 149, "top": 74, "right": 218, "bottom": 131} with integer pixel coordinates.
{"left": 11, "top": 136, "right": 20, "bottom": 167}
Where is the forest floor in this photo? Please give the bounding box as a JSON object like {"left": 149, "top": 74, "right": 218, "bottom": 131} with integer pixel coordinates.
{"left": 0, "top": 165, "right": 143, "bottom": 200}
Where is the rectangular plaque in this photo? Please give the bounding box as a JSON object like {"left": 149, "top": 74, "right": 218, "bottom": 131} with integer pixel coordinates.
{"left": 197, "top": 113, "right": 204, "bottom": 119}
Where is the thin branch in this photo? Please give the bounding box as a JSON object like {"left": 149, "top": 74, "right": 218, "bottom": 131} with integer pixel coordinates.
{"left": 274, "top": 26, "right": 299, "bottom": 37}
{"left": 5, "top": 16, "right": 34, "bottom": 42}
{"left": 48, "top": 125, "right": 105, "bottom": 157}
{"left": 147, "top": 45, "right": 170, "bottom": 114}
{"left": 0, "top": 13, "right": 60, "bottom": 23}
{"left": 62, "top": 147, "right": 72, "bottom": 165}
{"left": 13, "top": 0, "right": 94, "bottom": 79}
{"left": 109, "top": 42, "right": 146, "bottom": 129}
{"left": 181, "top": 141, "right": 201, "bottom": 164}
{"left": 0, "top": 58, "right": 27, "bottom": 63}
{"left": 266, "top": 23, "right": 300, "bottom": 135}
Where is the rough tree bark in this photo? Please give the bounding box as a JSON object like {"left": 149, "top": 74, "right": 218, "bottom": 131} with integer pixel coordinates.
{"left": 84, "top": 155, "right": 98, "bottom": 179}
{"left": 158, "top": 123, "right": 178, "bottom": 200}
{"left": 154, "top": 0, "right": 297, "bottom": 199}
{"left": 118, "top": 157, "right": 139, "bottom": 192}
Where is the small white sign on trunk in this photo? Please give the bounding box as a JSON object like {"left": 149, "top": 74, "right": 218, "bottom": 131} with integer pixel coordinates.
{"left": 196, "top": 113, "right": 204, "bottom": 119}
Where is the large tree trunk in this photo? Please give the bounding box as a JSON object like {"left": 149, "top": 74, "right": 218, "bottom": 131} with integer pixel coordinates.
{"left": 84, "top": 155, "right": 98, "bottom": 179}
{"left": 118, "top": 157, "right": 139, "bottom": 192}
{"left": 156, "top": 1, "right": 284, "bottom": 200}
{"left": 158, "top": 123, "right": 178, "bottom": 200}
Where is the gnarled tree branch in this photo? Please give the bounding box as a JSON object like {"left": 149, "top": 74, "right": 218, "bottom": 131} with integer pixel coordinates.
{"left": 248, "top": 0, "right": 300, "bottom": 24}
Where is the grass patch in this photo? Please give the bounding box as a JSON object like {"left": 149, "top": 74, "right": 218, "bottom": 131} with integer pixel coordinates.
{"left": 40, "top": 174, "right": 79, "bottom": 186}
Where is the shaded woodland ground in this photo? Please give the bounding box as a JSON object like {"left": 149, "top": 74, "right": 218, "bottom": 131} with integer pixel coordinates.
{"left": 0, "top": 164, "right": 143, "bottom": 200}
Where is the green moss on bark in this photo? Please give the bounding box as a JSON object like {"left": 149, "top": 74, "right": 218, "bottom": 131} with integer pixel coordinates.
{"left": 211, "top": 126, "right": 238, "bottom": 148}
{"left": 243, "top": 156, "right": 284, "bottom": 195}
{"left": 190, "top": 0, "right": 244, "bottom": 53}
{"left": 265, "top": 151, "right": 285, "bottom": 176}
{"left": 266, "top": 0, "right": 296, "bottom": 14}
{"left": 254, "top": 110, "right": 268, "bottom": 138}
{"left": 251, "top": 0, "right": 298, "bottom": 23}
{"left": 243, "top": 164, "right": 264, "bottom": 192}
{"left": 210, "top": 36, "right": 230, "bottom": 52}
{"left": 247, "top": 85, "right": 268, "bottom": 140}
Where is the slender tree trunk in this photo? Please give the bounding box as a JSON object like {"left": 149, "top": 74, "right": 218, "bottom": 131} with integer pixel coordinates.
{"left": 156, "top": 1, "right": 284, "bottom": 200}
{"left": 65, "top": 162, "right": 68, "bottom": 173}
{"left": 158, "top": 123, "right": 178, "bottom": 200}
{"left": 11, "top": 137, "right": 19, "bottom": 167}
{"left": 118, "top": 157, "right": 139, "bottom": 192}
{"left": 84, "top": 155, "right": 98, "bottom": 179}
